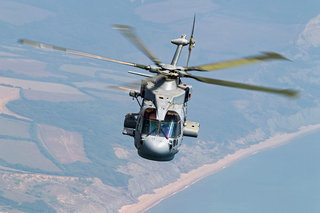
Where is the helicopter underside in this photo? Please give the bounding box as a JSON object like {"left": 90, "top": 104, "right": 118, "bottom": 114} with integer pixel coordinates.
{"left": 137, "top": 149, "right": 175, "bottom": 161}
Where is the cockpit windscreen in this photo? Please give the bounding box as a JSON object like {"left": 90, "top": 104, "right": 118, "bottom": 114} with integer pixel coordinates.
{"left": 142, "top": 109, "right": 181, "bottom": 138}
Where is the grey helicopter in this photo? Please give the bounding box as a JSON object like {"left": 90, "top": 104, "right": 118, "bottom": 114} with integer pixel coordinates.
{"left": 19, "top": 16, "right": 298, "bottom": 161}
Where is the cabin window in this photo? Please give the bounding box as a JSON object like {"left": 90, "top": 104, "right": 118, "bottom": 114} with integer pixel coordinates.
{"left": 142, "top": 108, "right": 181, "bottom": 138}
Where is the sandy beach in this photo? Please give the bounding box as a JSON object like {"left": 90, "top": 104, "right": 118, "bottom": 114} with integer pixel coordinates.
{"left": 118, "top": 124, "right": 320, "bottom": 213}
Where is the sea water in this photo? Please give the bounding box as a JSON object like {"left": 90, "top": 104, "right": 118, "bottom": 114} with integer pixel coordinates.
{"left": 147, "top": 130, "right": 320, "bottom": 213}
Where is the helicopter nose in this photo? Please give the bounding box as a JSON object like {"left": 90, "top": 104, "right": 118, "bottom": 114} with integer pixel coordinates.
{"left": 138, "top": 135, "right": 174, "bottom": 161}
{"left": 142, "top": 136, "right": 170, "bottom": 155}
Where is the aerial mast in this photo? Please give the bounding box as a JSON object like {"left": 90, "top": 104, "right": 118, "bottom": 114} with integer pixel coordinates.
{"left": 170, "top": 34, "right": 189, "bottom": 66}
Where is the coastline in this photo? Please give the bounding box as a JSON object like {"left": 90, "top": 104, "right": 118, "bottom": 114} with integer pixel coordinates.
{"left": 118, "top": 124, "right": 320, "bottom": 213}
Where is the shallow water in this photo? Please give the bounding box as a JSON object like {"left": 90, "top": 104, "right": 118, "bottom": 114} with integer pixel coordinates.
{"left": 147, "top": 131, "right": 320, "bottom": 213}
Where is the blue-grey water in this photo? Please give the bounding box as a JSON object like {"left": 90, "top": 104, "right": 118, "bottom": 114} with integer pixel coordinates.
{"left": 147, "top": 130, "right": 320, "bottom": 213}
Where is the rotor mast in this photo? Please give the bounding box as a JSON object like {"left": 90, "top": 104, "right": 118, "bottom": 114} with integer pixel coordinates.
{"left": 171, "top": 35, "right": 189, "bottom": 66}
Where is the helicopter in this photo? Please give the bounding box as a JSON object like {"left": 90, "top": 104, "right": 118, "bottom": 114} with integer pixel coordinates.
{"left": 19, "top": 16, "right": 298, "bottom": 161}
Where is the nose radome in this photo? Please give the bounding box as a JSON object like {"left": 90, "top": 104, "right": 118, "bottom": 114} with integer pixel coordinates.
{"left": 137, "top": 135, "right": 176, "bottom": 161}
{"left": 142, "top": 136, "right": 170, "bottom": 155}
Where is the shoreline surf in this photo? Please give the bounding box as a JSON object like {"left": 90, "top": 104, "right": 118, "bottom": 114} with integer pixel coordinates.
{"left": 118, "top": 124, "right": 320, "bottom": 213}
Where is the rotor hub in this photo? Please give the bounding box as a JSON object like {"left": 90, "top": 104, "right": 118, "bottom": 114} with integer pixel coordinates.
{"left": 160, "top": 64, "right": 176, "bottom": 71}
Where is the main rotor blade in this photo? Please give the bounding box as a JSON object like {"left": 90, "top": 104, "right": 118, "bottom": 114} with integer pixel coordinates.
{"left": 109, "top": 74, "right": 165, "bottom": 93}
{"left": 185, "top": 52, "right": 289, "bottom": 72}
{"left": 18, "top": 39, "right": 149, "bottom": 70}
{"left": 113, "top": 25, "right": 161, "bottom": 66}
{"left": 185, "top": 73, "right": 299, "bottom": 98}
{"left": 108, "top": 81, "right": 141, "bottom": 93}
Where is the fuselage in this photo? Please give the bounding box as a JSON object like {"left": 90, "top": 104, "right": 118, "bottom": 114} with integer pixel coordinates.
{"left": 134, "top": 79, "right": 187, "bottom": 161}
